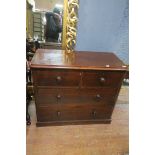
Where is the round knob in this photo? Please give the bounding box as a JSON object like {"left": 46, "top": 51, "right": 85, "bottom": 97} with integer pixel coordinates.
{"left": 56, "top": 76, "right": 62, "bottom": 82}
{"left": 100, "top": 77, "right": 105, "bottom": 83}
{"left": 92, "top": 110, "right": 97, "bottom": 118}
{"left": 96, "top": 94, "right": 101, "bottom": 98}
{"left": 57, "top": 111, "right": 61, "bottom": 117}
{"left": 57, "top": 94, "right": 61, "bottom": 100}
{"left": 96, "top": 94, "right": 102, "bottom": 101}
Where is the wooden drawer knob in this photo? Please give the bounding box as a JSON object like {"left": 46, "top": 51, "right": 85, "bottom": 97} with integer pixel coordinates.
{"left": 57, "top": 111, "right": 61, "bottom": 117}
{"left": 92, "top": 110, "right": 97, "bottom": 118}
{"left": 57, "top": 94, "right": 61, "bottom": 100}
{"left": 56, "top": 76, "right": 62, "bottom": 82}
{"left": 96, "top": 94, "right": 102, "bottom": 101}
{"left": 100, "top": 77, "right": 105, "bottom": 83}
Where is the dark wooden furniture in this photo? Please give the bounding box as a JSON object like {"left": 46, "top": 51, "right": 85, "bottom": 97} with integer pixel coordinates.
{"left": 31, "top": 49, "right": 127, "bottom": 126}
{"left": 26, "top": 83, "right": 32, "bottom": 125}
{"left": 39, "top": 41, "right": 62, "bottom": 49}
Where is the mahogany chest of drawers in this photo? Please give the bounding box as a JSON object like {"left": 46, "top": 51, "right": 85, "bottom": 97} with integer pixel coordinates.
{"left": 31, "top": 49, "right": 127, "bottom": 126}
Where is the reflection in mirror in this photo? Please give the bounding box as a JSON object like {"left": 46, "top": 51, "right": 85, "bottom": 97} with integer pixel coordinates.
{"left": 26, "top": 0, "right": 65, "bottom": 49}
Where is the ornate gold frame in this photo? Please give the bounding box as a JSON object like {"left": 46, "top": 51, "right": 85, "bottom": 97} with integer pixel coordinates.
{"left": 62, "top": 0, "right": 79, "bottom": 53}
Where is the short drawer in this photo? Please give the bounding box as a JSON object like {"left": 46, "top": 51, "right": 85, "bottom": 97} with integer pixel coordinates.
{"left": 35, "top": 88, "right": 117, "bottom": 105}
{"left": 34, "top": 69, "right": 81, "bottom": 87}
{"left": 82, "top": 71, "right": 124, "bottom": 87}
{"left": 36, "top": 103, "right": 113, "bottom": 122}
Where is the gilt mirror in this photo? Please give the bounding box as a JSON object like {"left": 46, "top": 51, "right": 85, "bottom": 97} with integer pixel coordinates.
{"left": 26, "top": 0, "right": 79, "bottom": 51}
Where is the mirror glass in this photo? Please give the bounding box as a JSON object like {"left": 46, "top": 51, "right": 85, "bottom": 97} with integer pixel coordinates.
{"left": 26, "top": 0, "right": 65, "bottom": 49}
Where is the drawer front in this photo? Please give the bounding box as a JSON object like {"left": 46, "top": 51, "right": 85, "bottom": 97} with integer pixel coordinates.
{"left": 36, "top": 88, "right": 80, "bottom": 105}
{"left": 36, "top": 88, "right": 58, "bottom": 104}
{"left": 35, "top": 88, "right": 117, "bottom": 105}
{"left": 37, "top": 105, "right": 59, "bottom": 122}
{"left": 79, "top": 88, "right": 117, "bottom": 104}
{"left": 37, "top": 103, "right": 113, "bottom": 122}
{"left": 82, "top": 71, "right": 124, "bottom": 87}
{"left": 34, "top": 70, "right": 81, "bottom": 86}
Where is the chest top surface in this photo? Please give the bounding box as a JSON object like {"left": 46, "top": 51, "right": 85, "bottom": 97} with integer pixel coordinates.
{"left": 30, "top": 49, "right": 127, "bottom": 71}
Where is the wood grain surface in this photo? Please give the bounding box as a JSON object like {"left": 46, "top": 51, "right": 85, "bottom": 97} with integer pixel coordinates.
{"left": 31, "top": 49, "right": 128, "bottom": 70}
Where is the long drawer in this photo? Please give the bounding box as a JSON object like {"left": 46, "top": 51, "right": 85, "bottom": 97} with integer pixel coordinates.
{"left": 36, "top": 103, "right": 113, "bottom": 122}
{"left": 35, "top": 87, "right": 117, "bottom": 105}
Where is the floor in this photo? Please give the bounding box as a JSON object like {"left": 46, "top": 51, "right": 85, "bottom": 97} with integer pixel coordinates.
{"left": 26, "top": 86, "right": 129, "bottom": 155}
